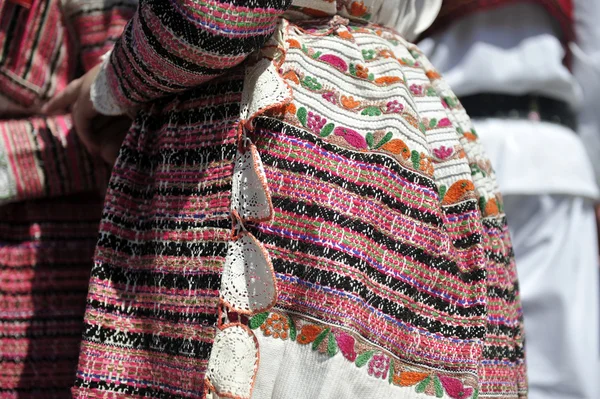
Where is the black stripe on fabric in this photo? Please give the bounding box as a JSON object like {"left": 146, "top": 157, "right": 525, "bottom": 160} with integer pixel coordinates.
{"left": 90, "top": 261, "right": 223, "bottom": 291}
{"left": 272, "top": 260, "right": 484, "bottom": 340}
{"left": 262, "top": 151, "right": 443, "bottom": 227}
{"left": 269, "top": 196, "right": 483, "bottom": 282}
{"left": 148, "top": 0, "right": 288, "bottom": 61}
{"left": 442, "top": 200, "right": 478, "bottom": 215}
{"left": 488, "top": 285, "right": 517, "bottom": 304}
{"left": 453, "top": 233, "right": 482, "bottom": 249}
{"left": 255, "top": 117, "right": 439, "bottom": 191}
{"left": 485, "top": 321, "right": 521, "bottom": 340}
{"left": 273, "top": 256, "right": 484, "bottom": 319}
{"left": 74, "top": 378, "right": 192, "bottom": 399}
{"left": 486, "top": 250, "right": 511, "bottom": 266}
{"left": 88, "top": 299, "right": 219, "bottom": 325}
{"left": 102, "top": 213, "right": 231, "bottom": 234}
{"left": 484, "top": 343, "right": 524, "bottom": 362}
{"left": 82, "top": 324, "right": 213, "bottom": 359}
{"left": 23, "top": 0, "right": 51, "bottom": 78}
{"left": 0, "top": 5, "right": 22, "bottom": 64}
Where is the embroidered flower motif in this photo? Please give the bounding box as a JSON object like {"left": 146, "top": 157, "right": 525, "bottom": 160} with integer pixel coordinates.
{"left": 439, "top": 376, "right": 474, "bottom": 399}
{"left": 410, "top": 84, "right": 423, "bottom": 96}
{"left": 349, "top": 1, "right": 368, "bottom": 17}
{"left": 355, "top": 64, "right": 369, "bottom": 79}
{"left": 335, "top": 331, "right": 357, "bottom": 362}
{"left": 307, "top": 112, "right": 327, "bottom": 133}
{"left": 302, "top": 76, "right": 322, "bottom": 91}
{"left": 368, "top": 353, "right": 390, "bottom": 379}
{"left": 297, "top": 324, "right": 323, "bottom": 344}
{"left": 438, "top": 118, "right": 452, "bottom": 127}
{"left": 433, "top": 146, "right": 453, "bottom": 160}
{"left": 386, "top": 100, "right": 404, "bottom": 114}
{"left": 334, "top": 127, "right": 367, "bottom": 149}
{"left": 322, "top": 91, "right": 337, "bottom": 104}
{"left": 362, "top": 49, "right": 376, "bottom": 60}
{"left": 260, "top": 312, "right": 289, "bottom": 339}
{"left": 341, "top": 95, "right": 361, "bottom": 109}
{"left": 319, "top": 54, "right": 348, "bottom": 72}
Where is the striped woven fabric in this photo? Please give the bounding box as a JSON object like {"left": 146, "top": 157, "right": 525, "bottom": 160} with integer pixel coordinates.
{"left": 0, "top": 1, "right": 135, "bottom": 397}
{"left": 76, "top": 0, "right": 526, "bottom": 398}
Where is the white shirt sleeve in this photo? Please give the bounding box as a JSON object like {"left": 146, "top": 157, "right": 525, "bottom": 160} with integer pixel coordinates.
{"left": 573, "top": 0, "right": 600, "bottom": 188}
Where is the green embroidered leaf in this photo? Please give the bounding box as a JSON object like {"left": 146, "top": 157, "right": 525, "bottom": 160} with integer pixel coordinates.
{"left": 411, "top": 150, "right": 421, "bottom": 169}
{"left": 470, "top": 128, "right": 479, "bottom": 137}
{"left": 302, "top": 44, "right": 308, "bottom": 54}
{"left": 327, "top": 332, "right": 338, "bottom": 357}
{"left": 438, "top": 185, "right": 447, "bottom": 201}
{"left": 434, "top": 376, "right": 444, "bottom": 398}
{"left": 419, "top": 122, "right": 427, "bottom": 133}
{"left": 368, "top": 73, "right": 375, "bottom": 81}
{"left": 426, "top": 87, "right": 437, "bottom": 96}
{"left": 470, "top": 164, "right": 481, "bottom": 176}
{"left": 415, "top": 376, "right": 431, "bottom": 393}
{"left": 388, "top": 361, "right": 394, "bottom": 384}
{"left": 249, "top": 312, "right": 269, "bottom": 330}
{"left": 355, "top": 350, "right": 375, "bottom": 367}
{"left": 349, "top": 64, "right": 356, "bottom": 76}
{"left": 472, "top": 387, "right": 480, "bottom": 399}
{"left": 297, "top": 107, "right": 308, "bottom": 127}
{"left": 365, "top": 132, "right": 374, "bottom": 148}
{"left": 478, "top": 196, "right": 487, "bottom": 214}
{"left": 363, "top": 13, "right": 372, "bottom": 20}
{"left": 361, "top": 106, "right": 382, "bottom": 116}
{"left": 456, "top": 127, "right": 464, "bottom": 135}
{"left": 312, "top": 51, "right": 322, "bottom": 59}
{"left": 312, "top": 328, "right": 330, "bottom": 350}
{"left": 320, "top": 123, "right": 335, "bottom": 137}
{"left": 429, "top": 118, "right": 438, "bottom": 128}
{"left": 288, "top": 314, "right": 296, "bottom": 341}
{"left": 375, "top": 131, "right": 393, "bottom": 149}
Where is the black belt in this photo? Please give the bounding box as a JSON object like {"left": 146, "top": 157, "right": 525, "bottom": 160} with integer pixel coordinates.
{"left": 459, "top": 94, "right": 577, "bottom": 132}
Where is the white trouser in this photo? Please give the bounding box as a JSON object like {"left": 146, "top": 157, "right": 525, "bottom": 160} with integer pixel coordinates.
{"left": 503, "top": 194, "right": 599, "bottom": 399}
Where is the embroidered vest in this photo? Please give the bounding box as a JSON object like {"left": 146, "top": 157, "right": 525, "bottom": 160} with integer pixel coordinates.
{"left": 422, "top": 0, "right": 575, "bottom": 66}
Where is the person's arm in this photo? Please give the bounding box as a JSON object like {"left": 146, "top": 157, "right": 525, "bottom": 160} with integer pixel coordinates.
{"left": 92, "top": 0, "right": 294, "bottom": 116}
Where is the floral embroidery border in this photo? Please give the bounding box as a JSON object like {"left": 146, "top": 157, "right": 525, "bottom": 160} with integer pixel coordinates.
{"left": 250, "top": 311, "right": 479, "bottom": 399}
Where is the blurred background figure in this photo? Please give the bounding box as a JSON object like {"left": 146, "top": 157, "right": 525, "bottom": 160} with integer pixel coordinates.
{"left": 420, "top": 1, "right": 600, "bottom": 398}
{"left": 0, "top": 0, "right": 135, "bottom": 397}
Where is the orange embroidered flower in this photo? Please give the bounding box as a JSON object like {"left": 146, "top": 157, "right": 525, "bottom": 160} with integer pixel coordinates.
{"left": 287, "top": 39, "right": 302, "bottom": 49}
{"left": 297, "top": 324, "right": 323, "bottom": 344}
{"left": 337, "top": 30, "right": 354, "bottom": 40}
{"left": 426, "top": 70, "right": 441, "bottom": 80}
{"left": 355, "top": 64, "right": 369, "bottom": 79}
{"left": 442, "top": 180, "right": 475, "bottom": 205}
{"left": 484, "top": 198, "right": 500, "bottom": 216}
{"left": 395, "top": 371, "right": 430, "bottom": 386}
{"left": 381, "top": 139, "right": 410, "bottom": 159}
{"left": 349, "top": 1, "right": 368, "bottom": 17}
{"left": 379, "top": 49, "right": 394, "bottom": 59}
{"left": 283, "top": 70, "right": 300, "bottom": 85}
{"left": 375, "top": 76, "right": 402, "bottom": 85}
{"left": 285, "top": 103, "right": 297, "bottom": 115}
{"left": 341, "top": 95, "right": 361, "bottom": 109}
{"left": 260, "top": 312, "right": 290, "bottom": 340}
{"left": 463, "top": 132, "right": 478, "bottom": 142}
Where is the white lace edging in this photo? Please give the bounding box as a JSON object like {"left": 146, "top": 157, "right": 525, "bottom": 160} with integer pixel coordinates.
{"left": 204, "top": 19, "right": 293, "bottom": 399}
